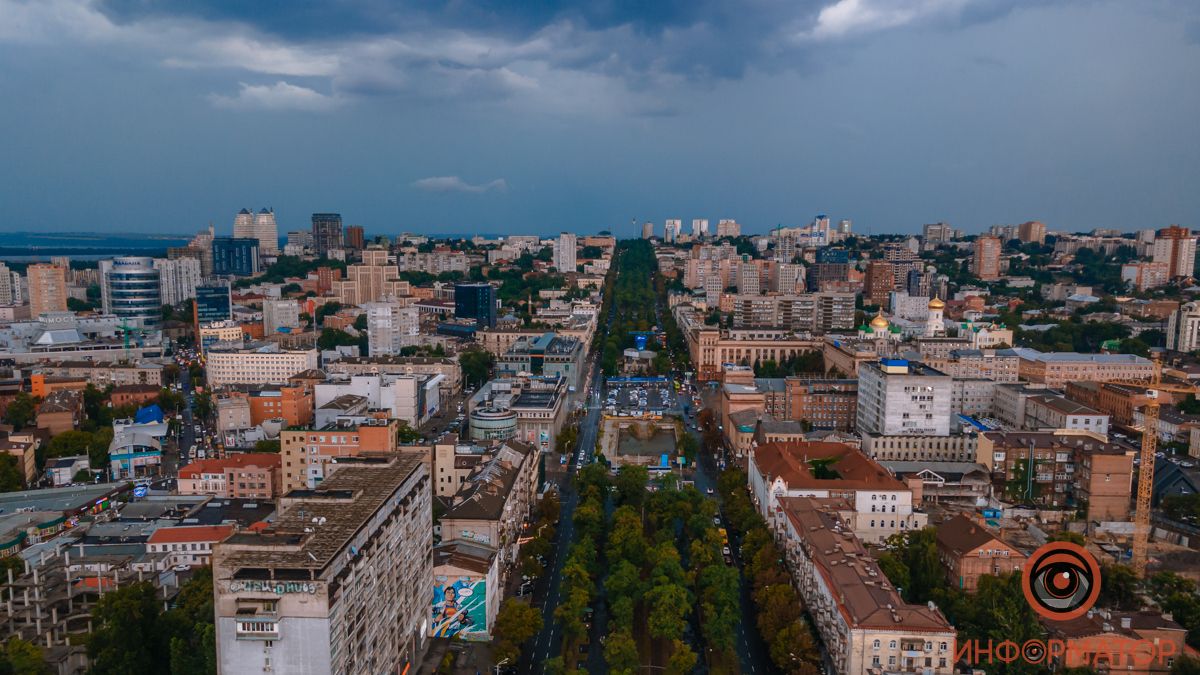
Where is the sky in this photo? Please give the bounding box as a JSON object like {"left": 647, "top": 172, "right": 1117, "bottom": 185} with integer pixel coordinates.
{"left": 0, "top": 0, "right": 1198, "bottom": 238}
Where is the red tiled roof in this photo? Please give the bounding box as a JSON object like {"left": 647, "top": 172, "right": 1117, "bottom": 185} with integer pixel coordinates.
{"left": 177, "top": 453, "right": 281, "bottom": 479}
{"left": 147, "top": 524, "right": 235, "bottom": 544}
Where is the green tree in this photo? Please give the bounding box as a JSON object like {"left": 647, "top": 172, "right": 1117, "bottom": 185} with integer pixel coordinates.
{"left": 87, "top": 582, "right": 168, "bottom": 674}
{"left": 1, "top": 636, "right": 51, "bottom": 674}
{"left": 492, "top": 598, "right": 543, "bottom": 665}
{"left": 602, "top": 629, "right": 638, "bottom": 674}
{"left": 4, "top": 393, "right": 36, "bottom": 431}
{"left": 459, "top": 349, "right": 495, "bottom": 388}
{"left": 665, "top": 641, "right": 697, "bottom": 675}
{"left": 1172, "top": 655, "right": 1200, "bottom": 675}
{"left": 1097, "top": 564, "right": 1141, "bottom": 610}
{"left": 0, "top": 455, "right": 22, "bottom": 492}
{"left": 317, "top": 327, "right": 359, "bottom": 350}
{"left": 253, "top": 439, "right": 281, "bottom": 453}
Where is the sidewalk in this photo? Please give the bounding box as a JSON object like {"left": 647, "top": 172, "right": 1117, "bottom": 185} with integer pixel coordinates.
{"left": 417, "top": 638, "right": 498, "bottom": 675}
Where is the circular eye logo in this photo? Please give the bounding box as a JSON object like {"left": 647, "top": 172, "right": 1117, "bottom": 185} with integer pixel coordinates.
{"left": 1021, "top": 541, "right": 1101, "bottom": 621}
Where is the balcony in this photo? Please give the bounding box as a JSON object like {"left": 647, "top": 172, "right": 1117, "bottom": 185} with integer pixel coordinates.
{"left": 235, "top": 619, "right": 279, "bottom": 640}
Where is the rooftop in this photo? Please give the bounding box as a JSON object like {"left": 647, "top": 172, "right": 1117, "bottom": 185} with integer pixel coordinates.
{"left": 147, "top": 524, "right": 235, "bottom": 545}
{"left": 780, "top": 497, "right": 953, "bottom": 633}
{"left": 753, "top": 441, "right": 908, "bottom": 491}
{"left": 218, "top": 453, "right": 425, "bottom": 572}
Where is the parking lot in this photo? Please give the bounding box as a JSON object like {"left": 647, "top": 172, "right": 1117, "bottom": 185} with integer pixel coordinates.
{"left": 603, "top": 378, "right": 675, "bottom": 416}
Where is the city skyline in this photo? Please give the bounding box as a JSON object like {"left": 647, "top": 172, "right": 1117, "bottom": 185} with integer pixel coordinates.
{"left": 1, "top": 1, "right": 1198, "bottom": 235}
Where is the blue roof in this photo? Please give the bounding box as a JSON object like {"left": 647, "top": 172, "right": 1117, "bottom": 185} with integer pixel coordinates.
{"left": 134, "top": 404, "right": 164, "bottom": 425}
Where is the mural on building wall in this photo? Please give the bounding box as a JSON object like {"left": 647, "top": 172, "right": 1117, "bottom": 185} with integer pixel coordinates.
{"left": 431, "top": 576, "right": 487, "bottom": 639}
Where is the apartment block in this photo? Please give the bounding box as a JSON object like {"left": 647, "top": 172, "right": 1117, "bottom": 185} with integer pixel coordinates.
{"left": 205, "top": 343, "right": 320, "bottom": 386}
{"left": 280, "top": 418, "right": 400, "bottom": 490}
{"left": 214, "top": 454, "right": 431, "bottom": 675}
{"left": 856, "top": 359, "right": 953, "bottom": 436}
{"left": 177, "top": 454, "right": 283, "bottom": 499}
{"left": 1013, "top": 349, "right": 1153, "bottom": 388}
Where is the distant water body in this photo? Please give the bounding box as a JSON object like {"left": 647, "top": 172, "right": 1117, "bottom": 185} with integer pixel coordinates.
{"left": 0, "top": 232, "right": 190, "bottom": 261}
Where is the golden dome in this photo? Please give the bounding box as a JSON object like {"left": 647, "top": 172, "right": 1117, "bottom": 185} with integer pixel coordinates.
{"left": 869, "top": 312, "right": 889, "bottom": 330}
{"left": 928, "top": 296, "right": 945, "bottom": 310}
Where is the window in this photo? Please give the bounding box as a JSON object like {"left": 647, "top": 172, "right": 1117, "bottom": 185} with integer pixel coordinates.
{"left": 873, "top": 640, "right": 880, "bottom": 649}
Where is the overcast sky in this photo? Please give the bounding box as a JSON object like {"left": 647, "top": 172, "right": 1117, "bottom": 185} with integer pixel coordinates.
{"left": 1, "top": 0, "right": 1198, "bottom": 238}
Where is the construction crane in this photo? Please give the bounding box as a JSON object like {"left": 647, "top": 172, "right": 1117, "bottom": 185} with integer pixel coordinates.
{"left": 1131, "top": 350, "right": 1163, "bottom": 577}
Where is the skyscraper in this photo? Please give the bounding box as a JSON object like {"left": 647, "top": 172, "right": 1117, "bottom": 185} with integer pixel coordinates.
{"left": 153, "top": 257, "right": 203, "bottom": 307}
{"left": 312, "top": 213, "right": 344, "bottom": 257}
{"left": 664, "top": 219, "right": 682, "bottom": 243}
{"left": 553, "top": 232, "right": 577, "bottom": 273}
{"left": 864, "top": 260, "right": 895, "bottom": 306}
{"left": 641, "top": 221, "right": 654, "bottom": 239}
{"left": 27, "top": 264, "right": 68, "bottom": 316}
{"left": 99, "top": 257, "right": 162, "bottom": 327}
{"left": 971, "top": 236, "right": 1002, "bottom": 281}
{"left": 233, "top": 208, "right": 278, "bottom": 255}
{"left": 692, "top": 219, "right": 709, "bottom": 238}
{"left": 212, "top": 237, "right": 260, "bottom": 277}
{"left": 0, "top": 262, "right": 13, "bottom": 306}
{"left": 454, "top": 283, "right": 496, "bottom": 328}
{"left": 345, "top": 225, "right": 365, "bottom": 251}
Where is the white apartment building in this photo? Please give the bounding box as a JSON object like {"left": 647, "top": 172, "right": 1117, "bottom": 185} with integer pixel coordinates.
{"left": 314, "top": 373, "right": 444, "bottom": 428}
{"left": 664, "top": 219, "right": 682, "bottom": 243}
{"left": 205, "top": 343, "right": 319, "bottom": 386}
{"left": 1167, "top": 301, "right": 1200, "bottom": 353}
{"left": 692, "top": 219, "right": 709, "bottom": 237}
{"left": 214, "top": 455, "right": 431, "bottom": 675}
{"left": 153, "top": 257, "right": 203, "bottom": 307}
{"left": 364, "top": 301, "right": 420, "bottom": 356}
{"left": 856, "top": 359, "right": 953, "bottom": 436}
{"left": 233, "top": 208, "right": 280, "bottom": 256}
{"left": 263, "top": 298, "right": 301, "bottom": 334}
{"left": 553, "top": 232, "right": 577, "bottom": 273}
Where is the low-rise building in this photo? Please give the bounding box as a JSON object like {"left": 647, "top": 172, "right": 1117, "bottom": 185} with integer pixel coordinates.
{"left": 772, "top": 497, "right": 956, "bottom": 675}
{"left": 1024, "top": 394, "right": 1110, "bottom": 435}
{"left": 748, "top": 441, "right": 926, "bottom": 543}
{"left": 862, "top": 434, "right": 979, "bottom": 464}
{"left": 468, "top": 377, "right": 567, "bottom": 451}
{"left": 45, "top": 455, "right": 90, "bottom": 487}
{"left": 36, "top": 389, "right": 82, "bottom": 435}
{"left": 146, "top": 524, "right": 235, "bottom": 568}
{"left": 977, "top": 430, "right": 1135, "bottom": 522}
{"left": 495, "top": 332, "right": 587, "bottom": 391}
{"left": 880, "top": 461, "right": 991, "bottom": 504}
{"left": 177, "top": 454, "right": 283, "bottom": 499}
{"left": 1043, "top": 609, "right": 1187, "bottom": 675}
{"left": 108, "top": 431, "right": 161, "bottom": 480}
{"left": 1013, "top": 349, "right": 1153, "bottom": 389}
{"left": 325, "top": 356, "right": 462, "bottom": 396}
{"left": 934, "top": 515, "right": 1026, "bottom": 592}
{"left": 205, "top": 343, "right": 319, "bottom": 386}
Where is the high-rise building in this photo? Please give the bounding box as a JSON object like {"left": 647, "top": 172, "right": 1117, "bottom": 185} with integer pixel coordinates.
{"left": 312, "top": 213, "right": 344, "bottom": 256}
{"left": 99, "top": 257, "right": 162, "bottom": 327}
{"left": 195, "top": 283, "right": 233, "bottom": 324}
{"left": 263, "top": 298, "right": 301, "bottom": 334}
{"left": 856, "top": 359, "right": 953, "bottom": 436}
{"left": 863, "top": 260, "right": 895, "bottom": 306}
{"left": 641, "top": 221, "right": 654, "bottom": 239}
{"left": 1167, "top": 301, "right": 1200, "bottom": 353}
{"left": 970, "top": 236, "right": 1002, "bottom": 281}
{"left": 214, "top": 454, "right": 432, "bottom": 675}
{"left": 212, "top": 237, "right": 260, "bottom": 277}
{"left": 921, "top": 222, "right": 957, "bottom": 248}
{"left": 716, "top": 219, "right": 741, "bottom": 238}
{"left": 153, "top": 257, "right": 202, "bottom": 307}
{"left": 1017, "top": 220, "right": 1046, "bottom": 245}
{"left": 692, "top": 219, "right": 709, "bottom": 238}
{"left": 0, "top": 262, "right": 13, "bottom": 306}
{"left": 233, "top": 208, "right": 277, "bottom": 256}
{"left": 454, "top": 283, "right": 497, "bottom": 328}
{"left": 1152, "top": 225, "right": 1197, "bottom": 278}
{"left": 285, "top": 230, "right": 314, "bottom": 256}
{"left": 552, "top": 232, "right": 577, "bottom": 273}
{"left": 345, "top": 225, "right": 365, "bottom": 251}
{"left": 364, "top": 301, "right": 420, "bottom": 355}
{"left": 664, "top": 219, "right": 682, "bottom": 243}
{"left": 26, "top": 263, "right": 69, "bottom": 316}
{"left": 737, "top": 258, "right": 760, "bottom": 295}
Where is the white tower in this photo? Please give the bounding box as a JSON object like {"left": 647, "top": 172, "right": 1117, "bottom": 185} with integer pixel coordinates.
{"left": 925, "top": 296, "right": 945, "bottom": 337}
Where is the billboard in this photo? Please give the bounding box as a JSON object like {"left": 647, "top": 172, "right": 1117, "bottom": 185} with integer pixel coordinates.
{"left": 431, "top": 576, "right": 487, "bottom": 639}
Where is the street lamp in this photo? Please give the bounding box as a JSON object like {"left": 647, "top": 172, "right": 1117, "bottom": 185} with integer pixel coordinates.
{"left": 493, "top": 657, "right": 509, "bottom": 674}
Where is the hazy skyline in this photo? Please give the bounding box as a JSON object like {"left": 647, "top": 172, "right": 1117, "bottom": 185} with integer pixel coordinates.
{"left": 1, "top": 0, "right": 1198, "bottom": 238}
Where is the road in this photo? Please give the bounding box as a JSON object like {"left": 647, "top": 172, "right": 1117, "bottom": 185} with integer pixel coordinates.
{"left": 520, "top": 314, "right": 611, "bottom": 674}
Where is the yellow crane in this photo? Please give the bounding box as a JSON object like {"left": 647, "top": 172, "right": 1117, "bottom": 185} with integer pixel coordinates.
{"left": 1131, "top": 350, "right": 1162, "bottom": 577}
